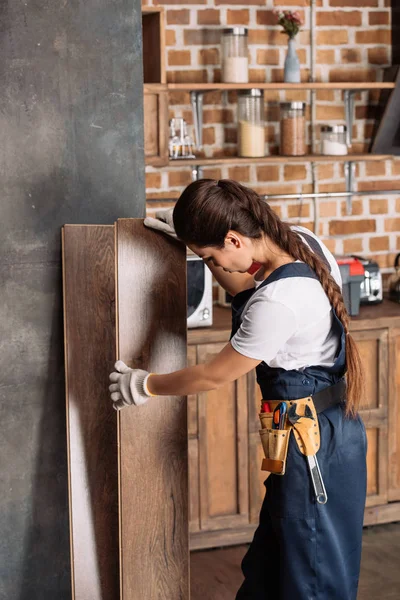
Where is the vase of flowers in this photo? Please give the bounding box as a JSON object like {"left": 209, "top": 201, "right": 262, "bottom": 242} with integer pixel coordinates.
{"left": 275, "top": 10, "right": 303, "bottom": 83}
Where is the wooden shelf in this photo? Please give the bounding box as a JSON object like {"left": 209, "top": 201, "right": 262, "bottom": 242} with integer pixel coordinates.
{"left": 167, "top": 82, "right": 395, "bottom": 92}
{"left": 168, "top": 154, "right": 392, "bottom": 166}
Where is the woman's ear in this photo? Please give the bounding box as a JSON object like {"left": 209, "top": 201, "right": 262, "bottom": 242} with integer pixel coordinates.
{"left": 225, "top": 231, "right": 242, "bottom": 248}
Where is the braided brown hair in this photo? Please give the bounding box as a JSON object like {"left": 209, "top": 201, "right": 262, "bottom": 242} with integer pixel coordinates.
{"left": 174, "top": 178, "right": 364, "bottom": 417}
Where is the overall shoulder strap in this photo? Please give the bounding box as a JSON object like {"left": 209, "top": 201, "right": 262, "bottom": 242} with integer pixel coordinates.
{"left": 296, "top": 230, "right": 332, "bottom": 273}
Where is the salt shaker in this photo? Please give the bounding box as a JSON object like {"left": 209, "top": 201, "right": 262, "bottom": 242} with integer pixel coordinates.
{"left": 320, "top": 125, "right": 348, "bottom": 156}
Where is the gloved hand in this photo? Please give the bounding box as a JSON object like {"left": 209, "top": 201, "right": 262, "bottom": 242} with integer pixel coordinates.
{"left": 143, "top": 208, "right": 178, "bottom": 240}
{"left": 109, "top": 360, "right": 154, "bottom": 410}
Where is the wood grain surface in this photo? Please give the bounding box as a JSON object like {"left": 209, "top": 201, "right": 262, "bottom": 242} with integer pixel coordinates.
{"left": 62, "top": 225, "right": 119, "bottom": 600}
{"left": 116, "top": 219, "right": 188, "bottom": 600}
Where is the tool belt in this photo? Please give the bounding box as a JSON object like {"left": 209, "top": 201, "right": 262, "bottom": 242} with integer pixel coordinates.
{"left": 259, "top": 379, "right": 346, "bottom": 475}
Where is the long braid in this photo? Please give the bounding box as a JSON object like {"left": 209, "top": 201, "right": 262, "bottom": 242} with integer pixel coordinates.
{"left": 239, "top": 185, "right": 365, "bottom": 417}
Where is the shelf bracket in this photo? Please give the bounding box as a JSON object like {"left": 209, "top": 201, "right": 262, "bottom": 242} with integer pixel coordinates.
{"left": 191, "top": 165, "right": 204, "bottom": 181}
{"left": 344, "top": 90, "right": 356, "bottom": 147}
{"left": 190, "top": 91, "right": 204, "bottom": 150}
{"left": 344, "top": 161, "right": 356, "bottom": 215}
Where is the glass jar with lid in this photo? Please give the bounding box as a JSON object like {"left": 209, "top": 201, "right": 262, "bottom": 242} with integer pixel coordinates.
{"left": 279, "top": 101, "right": 306, "bottom": 156}
{"left": 320, "top": 125, "right": 348, "bottom": 155}
{"left": 238, "top": 89, "right": 265, "bottom": 158}
{"left": 222, "top": 27, "right": 249, "bottom": 83}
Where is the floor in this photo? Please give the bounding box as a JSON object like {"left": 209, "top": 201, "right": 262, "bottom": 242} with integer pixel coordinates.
{"left": 190, "top": 522, "right": 400, "bottom": 599}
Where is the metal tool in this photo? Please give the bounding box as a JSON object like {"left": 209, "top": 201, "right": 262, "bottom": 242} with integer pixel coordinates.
{"left": 288, "top": 404, "right": 328, "bottom": 505}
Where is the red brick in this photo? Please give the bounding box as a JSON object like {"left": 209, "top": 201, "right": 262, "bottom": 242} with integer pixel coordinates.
{"left": 146, "top": 191, "right": 180, "bottom": 201}
{"left": 198, "top": 48, "right": 219, "bottom": 65}
{"left": 184, "top": 29, "right": 221, "bottom": 45}
{"left": 317, "top": 30, "right": 348, "bottom": 45}
{"left": 365, "top": 162, "right": 387, "bottom": 177}
{"left": 202, "top": 167, "right": 222, "bottom": 180}
{"left": 343, "top": 237, "right": 363, "bottom": 253}
{"left": 167, "top": 70, "right": 207, "bottom": 84}
{"left": 317, "top": 10, "right": 362, "bottom": 26}
{"left": 249, "top": 69, "right": 267, "bottom": 83}
{"left": 329, "top": 68, "right": 377, "bottom": 82}
{"left": 323, "top": 238, "right": 338, "bottom": 254}
{"left": 358, "top": 180, "right": 400, "bottom": 192}
{"left": 316, "top": 105, "right": 345, "bottom": 120}
{"left": 216, "top": 0, "right": 265, "bottom": 4}
{"left": 369, "top": 236, "right": 390, "bottom": 251}
{"left": 368, "top": 48, "right": 390, "bottom": 65}
{"left": 224, "top": 127, "right": 237, "bottom": 144}
{"left": 166, "top": 9, "right": 190, "bottom": 25}
{"left": 256, "top": 165, "right": 280, "bottom": 182}
{"left": 317, "top": 165, "right": 335, "bottom": 180}
{"left": 228, "top": 166, "right": 251, "bottom": 181}
{"left": 385, "top": 219, "right": 400, "bottom": 233}
{"left": 227, "top": 9, "right": 250, "bottom": 25}
{"left": 168, "top": 50, "right": 191, "bottom": 66}
{"left": 284, "top": 165, "right": 307, "bottom": 181}
{"left": 202, "top": 126, "right": 216, "bottom": 145}
{"left": 165, "top": 30, "right": 176, "bottom": 46}
{"left": 369, "top": 11, "right": 390, "bottom": 25}
{"left": 155, "top": 0, "right": 206, "bottom": 4}
{"left": 256, "top": 10, "right": 278, "bottom": 26}
{"left": 340, "top": 199, "right": 363, "bottom": 216}
{"left": 256, "top": 49, "right": 280, "bottom": 65}
{"left": 328, "top": 0, "right": 378, "bottom": 6}
{"left": 316, "top": 49, "right": 336, "bottom": 64}
{"left": 340, "top": 49, "right": 362, "bottom": 63}
{"left": 329, "top": 220, "right": 376, "bottom": 235}
{"left": 355, "top": 30, "right": 391, "bottom": 44}
{"left": 248, "top": 29, "right": 288, "bottom": 46}
{"left": 273, "top": 0, "right": 321, "bottom": 5}
{"left": 287, "top": 203, "right": 311, "bottom": 218}
{"left": 316, "top": 89, "right": 336, "bottom": 101}
{"left": 168, "top": 170, "right": 193, "bottom": 187}
{"left": 145, "top": 172, "right": 162, "bottom": 189}
{"left": 203, "top": 108, "right": 234, "bottom": 124}
{"left": 197, "top": 9, "right": 220, "bottom": 25}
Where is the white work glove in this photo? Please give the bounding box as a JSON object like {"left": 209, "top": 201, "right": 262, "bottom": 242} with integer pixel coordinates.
{"left": 109, "top": 360, "right": 154, "bottom": 410}
{"left": 143, "top": 208, "right": 178, "bottom": 240}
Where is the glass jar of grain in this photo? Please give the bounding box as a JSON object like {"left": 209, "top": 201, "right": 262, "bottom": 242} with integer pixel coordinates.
{"left": 238, "top": 89, "right": 265, "bottom": 158}
{"left": 221, "top": 28, "right": 249, "bottom": 83}
{"left": 279, "top": 102, "right": 306, "bottom": 156}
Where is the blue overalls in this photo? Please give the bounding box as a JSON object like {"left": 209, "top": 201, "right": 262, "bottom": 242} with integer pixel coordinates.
{"left": 232, "top": 261, "right": 367, "bottom": 600}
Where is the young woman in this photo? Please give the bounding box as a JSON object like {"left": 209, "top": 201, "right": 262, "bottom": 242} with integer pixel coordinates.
{"left": 109, "top": 179, "right": 367, "bottom": 600}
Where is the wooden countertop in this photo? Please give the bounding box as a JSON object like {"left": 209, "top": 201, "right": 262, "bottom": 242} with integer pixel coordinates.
{"left": 188, "top": 298, "right": 400, "bottom": 345}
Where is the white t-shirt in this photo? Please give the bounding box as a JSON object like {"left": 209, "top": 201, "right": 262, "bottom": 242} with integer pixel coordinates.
{"left": 230, "top": 226, "right": 342, "bottom": 370}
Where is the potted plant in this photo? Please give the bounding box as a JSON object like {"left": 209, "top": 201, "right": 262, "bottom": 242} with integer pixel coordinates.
{"left": 275, "top": 10, "right": 303, "bottom": 83}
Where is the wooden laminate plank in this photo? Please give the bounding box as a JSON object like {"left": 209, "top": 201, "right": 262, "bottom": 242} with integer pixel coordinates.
{"left": 116, "top": 219, "right": 188, "bottom": 600}
{"left": 62, "top": 225, "right": 119, "bottom": 600}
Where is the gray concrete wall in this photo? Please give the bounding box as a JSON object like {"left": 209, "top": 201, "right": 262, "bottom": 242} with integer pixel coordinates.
{"left": 0, "top": 2, "right": 145, "bottom": 598}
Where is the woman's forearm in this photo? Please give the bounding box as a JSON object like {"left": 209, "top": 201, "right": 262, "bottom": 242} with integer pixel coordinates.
{"left": 147, "top": 364, "right": 224, "bottom": 396}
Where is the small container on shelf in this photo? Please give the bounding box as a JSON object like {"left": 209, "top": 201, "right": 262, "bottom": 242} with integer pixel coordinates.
{"left": 221, "top": 27, "right": 249, "bottom": 84}
{"left": 168, "top": 118, "right": 196, "bottom": 160}
{"left": 279, "top": 101, "right": 306, "bottom": 156}
{"left": 320, "top": 125, "right": 348, "bottom": 156}
{"left": 238, "top": 89, "right": 265, "bottom": 158}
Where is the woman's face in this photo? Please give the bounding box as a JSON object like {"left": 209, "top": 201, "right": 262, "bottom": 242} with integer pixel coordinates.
{"left": 188, "top": 232, "right": 254, "bottom": 274}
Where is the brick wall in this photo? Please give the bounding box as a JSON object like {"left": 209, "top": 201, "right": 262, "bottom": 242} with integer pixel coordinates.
{"left": 144, "top": 0, "right": 400, "bottom": 276}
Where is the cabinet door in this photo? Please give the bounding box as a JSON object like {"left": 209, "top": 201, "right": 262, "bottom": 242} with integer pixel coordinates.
{"left": 187, "top": 345, "right": 200, "bottom": 533}
{"left": 197, "top": 343, "right": 249, "bottom": 532}
{"left": 144, "top": 84, "right": 168, "bottom": 166}
{"left": 388, "top": 327, "right": 400, "bottom": 501}
{"left": 353, "top": 329, "right": 389, "bottom": 507}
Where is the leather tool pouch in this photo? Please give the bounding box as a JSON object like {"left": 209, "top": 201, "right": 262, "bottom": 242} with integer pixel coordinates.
{"left": 290, "top": 398, "right": 321, "bottom": 457}
{"left": 258, "top": 398, "right": 321, "bottom": 475}
{"left": 258, "top": 411, "right": 291, "bottom": 476}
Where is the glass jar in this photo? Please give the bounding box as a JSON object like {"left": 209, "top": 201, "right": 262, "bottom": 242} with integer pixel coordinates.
{"left": 320, "top": 125, "right": 348, "bottom": 155}
{"left": 222, "top": 27, "right": 249, "bottom": 83}
{"left": 279, "top": 102, "right": 306, "bottom": 156}
{"left": 238, "top": 89, "right": 265, "bottom": 158}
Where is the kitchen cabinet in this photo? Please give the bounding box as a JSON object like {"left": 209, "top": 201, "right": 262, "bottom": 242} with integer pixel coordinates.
{"left": 188, "top": 301, "right": 400, "bottom": 550}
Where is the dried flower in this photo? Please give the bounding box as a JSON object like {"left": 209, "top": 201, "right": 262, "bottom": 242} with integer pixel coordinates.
{"left": 274, "top": 9, "right": 303, "bottom": 39}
